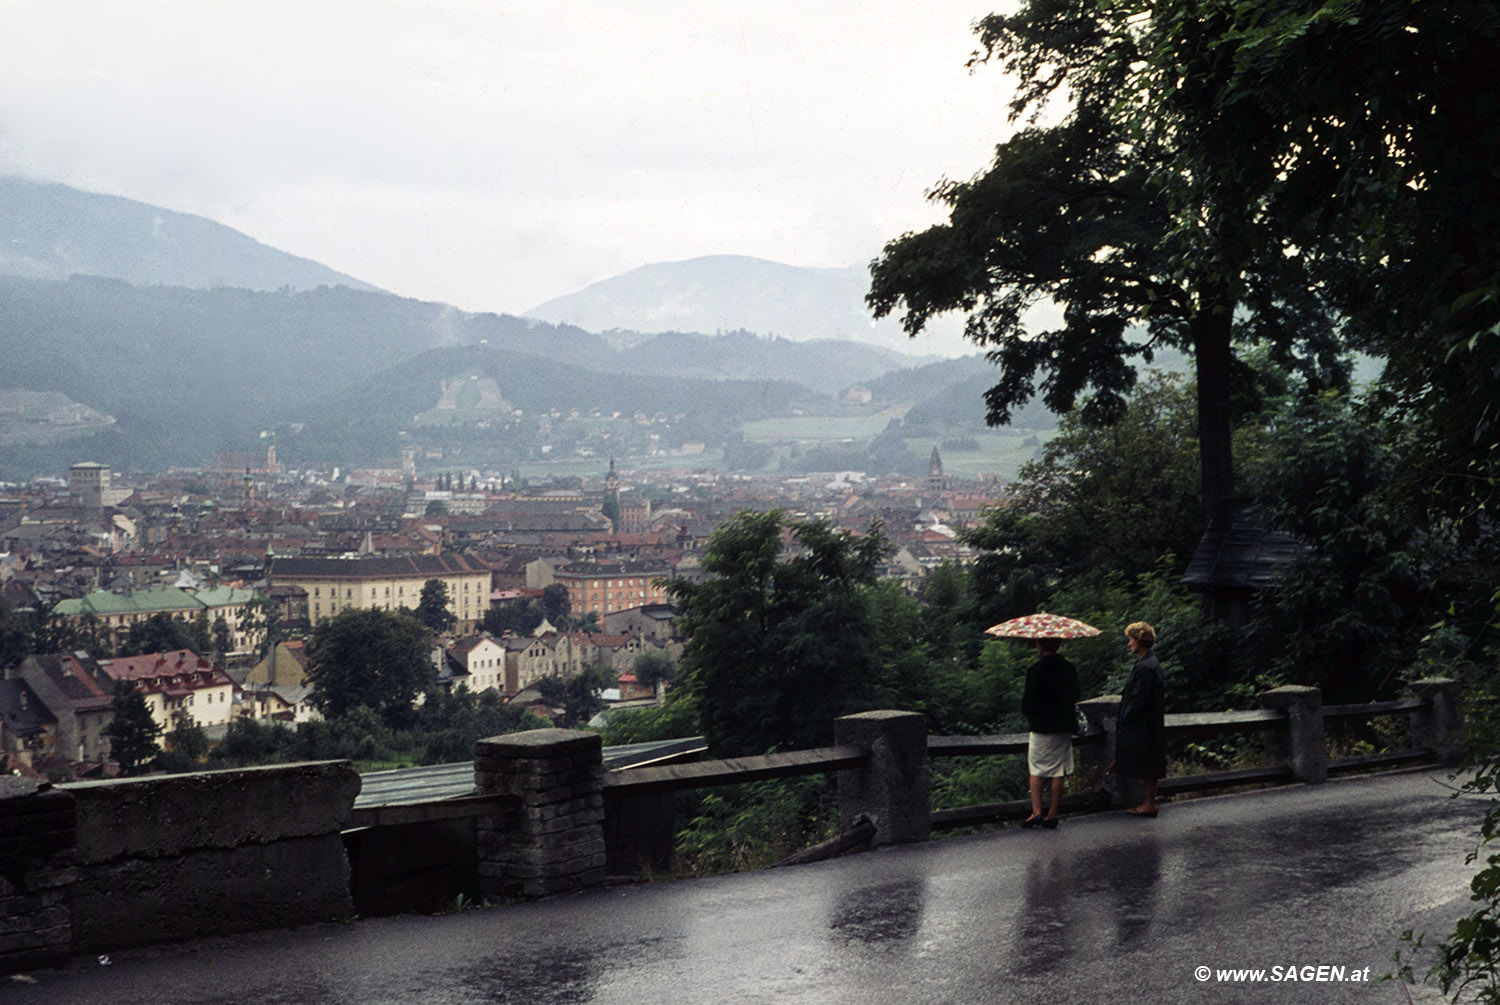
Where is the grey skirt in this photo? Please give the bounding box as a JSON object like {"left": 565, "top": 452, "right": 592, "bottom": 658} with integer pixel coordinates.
{"left": 1028, "top": 732, "right": 1073, "bottom": 777}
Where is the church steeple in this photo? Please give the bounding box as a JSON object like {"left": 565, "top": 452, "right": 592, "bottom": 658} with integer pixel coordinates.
{"left": 927, "top": 446, "right": 946, "bottom": 497}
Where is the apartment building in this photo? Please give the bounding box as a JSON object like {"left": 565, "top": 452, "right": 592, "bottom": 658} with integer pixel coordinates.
{"left": 267, "top": 554, "right": 492, "bottom": 630}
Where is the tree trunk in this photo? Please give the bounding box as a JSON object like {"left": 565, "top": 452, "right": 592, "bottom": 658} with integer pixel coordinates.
{"left": 1191, "top": 304, "right": 1235, "bottom": 527}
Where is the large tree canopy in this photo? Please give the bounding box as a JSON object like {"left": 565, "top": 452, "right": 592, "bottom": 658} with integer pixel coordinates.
{"left": 305, "top": 607, "right": 433, "bottom": 726}
{"left": 666, "top": 510, "right": 891, "bottom": 757}
{"left": 870, "top": 0, "right": 1500, "bottom": 527}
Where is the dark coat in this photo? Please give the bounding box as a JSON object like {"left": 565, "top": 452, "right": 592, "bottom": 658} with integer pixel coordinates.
{"left": 1021, "top": 652, "right": 1081, "bottom": 735}
{"left": 1116, "top": 652, "right": 1166, "bottom": 779}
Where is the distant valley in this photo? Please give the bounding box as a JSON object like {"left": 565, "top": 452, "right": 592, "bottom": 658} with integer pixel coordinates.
{"left": 0, "top": 177, "right": 1034, "bottom": 482}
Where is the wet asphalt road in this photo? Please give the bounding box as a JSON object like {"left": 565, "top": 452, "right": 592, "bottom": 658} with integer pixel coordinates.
{"left": 6, "top": 769, "right": 1486, "bottom": 1004}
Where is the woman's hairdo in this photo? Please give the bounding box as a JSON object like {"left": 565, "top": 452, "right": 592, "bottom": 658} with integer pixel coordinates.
{"left": 1125, "top": 621, "right": 1157, "bottom": 648}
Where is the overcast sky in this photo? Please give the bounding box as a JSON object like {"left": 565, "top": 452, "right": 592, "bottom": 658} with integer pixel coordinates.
{"left": 0, "top": 1, "right": 1015, "bottom": 317}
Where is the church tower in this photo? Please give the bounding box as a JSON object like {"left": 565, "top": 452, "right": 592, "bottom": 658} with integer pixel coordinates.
{"left": 927, "top": 446, "right": 946, "bottom": 498}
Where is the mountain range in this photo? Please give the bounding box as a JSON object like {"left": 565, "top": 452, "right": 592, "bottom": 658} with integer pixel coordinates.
{"left": 0, "top": 177, "right": 381, "bottom": 295}
{"left": 525, "top": 255, "right": 971, "bottom": 357}
{"left": 0, "top": 177, "right": 1012, "bottom": 480}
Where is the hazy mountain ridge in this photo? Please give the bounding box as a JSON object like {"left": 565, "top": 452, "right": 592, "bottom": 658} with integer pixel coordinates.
{"left": 0, "top": 177, "right": 383, "bottom": 294}
{"left": 0, "top": 273, "right": 1001, "bottom": 476}
{"left": 525, "top": 254, "right": 973, "bottom": 358}
{"left": 0, "top": 182, "right": 1010, "bottom": 477}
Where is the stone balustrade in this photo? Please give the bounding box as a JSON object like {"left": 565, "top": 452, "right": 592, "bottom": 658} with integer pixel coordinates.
{"left": 0, "top": 678, "right": 1465, "bottom": 973}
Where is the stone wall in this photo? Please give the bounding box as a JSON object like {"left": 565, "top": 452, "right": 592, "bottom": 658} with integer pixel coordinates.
{"left": 475, "top": 729, "right": 605, "bottom": 898}
{"left": 65, "top": 761, "right": 360, "bottom": 953}
{"left": 0, "top": 778, "right": 75, "bottom": 973}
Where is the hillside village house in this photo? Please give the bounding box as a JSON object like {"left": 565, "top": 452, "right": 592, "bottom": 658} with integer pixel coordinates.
{"left": 496, "top": 626, "right": 594, "bottom": 695}
{"left": 14, "top": 651, "right": 116, "bottom": 765}
{"left": 0, "top": 678, "right": 57, "bottom": 768}
{"left": 436, "top": 635, "right": 508, "bottom": 695}
{"left": 554, "top": 560, "right": 671, "bottom": 618}
{"left": 239, "top": 683, "right": 320, "bottom": 725}
{"left": 244, "top": 640, "right": 311, "bottom": 687}
{"left": 97, "top": 650, "right": 236, "bottom": 735}
{"left": 267, "top": 554, "right": 492, "bottom": 630}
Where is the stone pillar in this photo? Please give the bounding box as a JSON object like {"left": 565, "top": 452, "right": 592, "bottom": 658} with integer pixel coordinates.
{"left": 1076, "top": 695, "right": 1122, "bottom": 806}
{"left": 475, "top": 728, "right": 605, "bottom": 899}
{"left": 0, "top": 779, "right": 76, "bottom": 975}
{"left": 1409, "top": 677, "right": 1462, "bottom": 764}
{"left": 1260, "top": 685, "right": 1327, "bottom": 783}
{"left": 834, "top": 710, "right": 929, "bottom": 846}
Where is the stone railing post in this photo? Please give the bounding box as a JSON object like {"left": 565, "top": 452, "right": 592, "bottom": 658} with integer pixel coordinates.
{"left": 1260, "top": 685, "right": 1327, "bottom": 783}
{"left": 1409, "top": 677, "right": 1462, "bottom": 764}
{"left": 475, "top": 728, "right": 605, "bottom": 899}
{"left": 0, "top": 779, "right": 75, "bottom": 976}
{"left": 834, "top": 710, "right": 930, "bottom": 846}
{"left": 1076, "top": 695, "right": 1122, "bottom": 807}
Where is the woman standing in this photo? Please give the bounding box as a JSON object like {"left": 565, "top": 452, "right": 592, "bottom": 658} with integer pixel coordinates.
{"left": 1020, "top": 637, "right": 1081, "bottom": 829}
{"left": 1116, "top": 621, "right": 1165, "bottom": 817}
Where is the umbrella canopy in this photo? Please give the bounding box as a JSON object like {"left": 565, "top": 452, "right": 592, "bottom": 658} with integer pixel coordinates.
{"left": 984, "top": 612, "right": 1101, "bottom": 639}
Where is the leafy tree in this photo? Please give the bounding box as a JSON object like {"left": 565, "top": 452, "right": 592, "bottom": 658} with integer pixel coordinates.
{"left": 0, "top": 597, "right": 31, "bottom": 672}
{"left": 305, "top": 607, "right": 433, "bottom": 727}
{"left": 482, "top": 600, "right": 543, "bottom": 637}
{"left": 104, "top": 680, "right": 161, "bottom": 775}
{"left": 157, "top": 710, "right": 211, "bottom": 773}
{"left": 561, "top": 664, "right": 615, "bottom": 729}
{"left": 211, "top": 615, "right": 233, "bottom": 656}
{"left": 242, "top": 597, "right": 278, "bottom": 658}
{"left": 210, "top": 716, "right": 295, "bottom": 767}
{"left": 962, "top": 369, "right": 1203, "bottom": 602}
{"left": 867, "top": 0, "right": 1349, "bottom": 528}
{"left": 189, "top": 610, "right": 212, "bottom": 653}
{"left": 721, "top": 430, "right": 773, "bottom": 472}
{"left": 415, "top": 578, "right": 457, "bottom": 634}
{"left": 1241, "top": 384, "right": 1498, "bottom": 702}
{"left": 632, "top": 649, "right": 675, "bottom": 690}
{"left": 119, "top": 612, "right": 199, "bottom": 657}
{"left": 1129, "top": 0, "right": 1500, "bottom": 520}
{"left": 666, "top": 510, "right": 891, "bottom": 756}
{"left": 600, "top": 693, "right": 702, "bottom": 747}
{"left": 539, "top": 584, "right": 572, "bottom": 624}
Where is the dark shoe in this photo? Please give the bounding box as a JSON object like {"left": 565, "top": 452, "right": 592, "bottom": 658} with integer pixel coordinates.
{"left": 1021, "top": 814, "right": 1043, "bottom": 829}
{"left": 1126, "top": 806, "right": 1159, "bottom": 818}
{"left": 1041, "top": 817, "right": 1059, "bottom": 829}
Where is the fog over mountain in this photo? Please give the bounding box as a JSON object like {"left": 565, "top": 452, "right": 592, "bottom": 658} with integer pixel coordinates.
{"left": 0, "top": 177, "right": 383, "bottom": 294}
{"left": 0, "top": 178, "right": 1029, "bottom": 479}
{"left": 525, "top": 255, "right": 973, "bottom": 358}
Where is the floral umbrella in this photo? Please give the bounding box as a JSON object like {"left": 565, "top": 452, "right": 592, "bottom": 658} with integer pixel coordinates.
{"left": 983, "top": 612, "right": 1101, "bottom": 639}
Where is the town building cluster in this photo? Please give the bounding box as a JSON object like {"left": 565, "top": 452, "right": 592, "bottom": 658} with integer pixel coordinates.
{"left": 0, "top": 452, "right": 1004, "bottom": 778}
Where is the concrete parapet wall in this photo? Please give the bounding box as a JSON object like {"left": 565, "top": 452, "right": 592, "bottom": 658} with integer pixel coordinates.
{"left": 66, "top": 761, "right": 360, "bottom": 863}
{"left": 63, "top": 761, "right": 360, "bottom": 954}
{"left": 0, "top": 781, "right": 76, "bottom": 974}
{"left": 71, "top": 836, "right": 354, "bottom": 953}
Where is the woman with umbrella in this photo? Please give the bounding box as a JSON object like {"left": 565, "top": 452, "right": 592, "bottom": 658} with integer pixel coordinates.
{"left": 1116, "top": 621, "right": 1165, "bottom": 817}
{"left": 986, "top": 614, "right": 1090, "bottom": 829}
